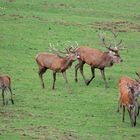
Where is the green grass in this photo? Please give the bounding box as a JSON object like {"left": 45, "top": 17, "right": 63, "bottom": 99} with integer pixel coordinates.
{"left": 0, "top": 0, "right": 140, "bottom": 139}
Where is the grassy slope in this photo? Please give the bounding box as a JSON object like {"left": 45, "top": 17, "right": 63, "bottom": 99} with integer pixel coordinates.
{"left": 0, "top": 0, "right": 140, "bottom": 139}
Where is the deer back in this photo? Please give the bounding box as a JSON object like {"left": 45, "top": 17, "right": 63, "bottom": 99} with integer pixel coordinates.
{"left": 119, "top": 76, "right": 136, "bottom": 106}
{"left": 36, "top": 52, "right": 65, "bottom": 70}
{"left": 75, "top": 47, "right": 104, "bottom": 64}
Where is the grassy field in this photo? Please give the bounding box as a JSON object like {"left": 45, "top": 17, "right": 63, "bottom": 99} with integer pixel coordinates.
{"left": 0, "top": 0, "right": 140, "bottom": 139}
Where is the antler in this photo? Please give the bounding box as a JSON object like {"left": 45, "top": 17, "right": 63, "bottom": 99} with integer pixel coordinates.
{"left": 64, "top": 41, "right": 78, "bottom": 53}
{"left": 99, "top": 30, "right": 124, "bottom": 52}
{"left": 110, "top": 30, "right": 124, "bottom": 51}
{"left": 49, "top": 43, "right": 67, "bottom": 57}
{"left": 49, "top": 41, "right": 78, "bottom": 57}
{"left": 98, "top": 30, "right": 112, "bottom": 50}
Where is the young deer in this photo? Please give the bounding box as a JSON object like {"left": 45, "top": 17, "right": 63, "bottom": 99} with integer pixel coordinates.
{"left": 118, "top": 73, "right": 140, "bottom": 114}
{"left": 36, "top": 45, "right": 80, "bottom": 89}
{"left": 74, "top": 31, "right": 123, "bottom": 88}
{"left": 0, "top": 75, "right": 14, "bottom": 105}
{"left": 118, "top": 75, "right": 140, "bottom": 127}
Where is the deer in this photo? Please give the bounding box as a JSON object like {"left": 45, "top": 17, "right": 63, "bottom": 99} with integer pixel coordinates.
{"left": 74, "top": 30, "right": 123, "bottom": 88}
{"left": 117, "top": 72, "right": 140, "bottom": 115}
{"left": 118, "top": 75, "right": 140, "bottom": 127}
{"left": 0, "top": 75, "right": 14, "bottom": 105}
{"left": 36, "top": 44, "right": 80, "bottom": 90}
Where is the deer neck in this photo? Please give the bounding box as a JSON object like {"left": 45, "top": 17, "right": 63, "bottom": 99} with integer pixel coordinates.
{"left": 61, "top": 57, "right": 74, "bottom": 71}
{"left": 102, "top": 52, "right": 114, "bottom": 67}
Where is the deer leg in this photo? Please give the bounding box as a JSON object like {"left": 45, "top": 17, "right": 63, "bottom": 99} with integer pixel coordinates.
{"left": 2, "top": 89, "right": 5, "bottom": 105}
{"left": 62, "top": 71, "right": 68, "bottom": 83}
{"left": 8, "top": 87, "right": 14, "bottom": 104}
{"left": 5, "top": 88, "right": 9, "bottom": 105}
{"left": 117, "top": 98, "right": 120, "bottom": 112}
{"left": 133, "top": 106, "right": 137, "bottom": 127}
{"left": 137, "top": 102, "right": 140, "bottom": 116}
{"left": 122, "top": 105, "right": 125, "bottom": 122}
{"left": 38, "top": 67, "right": 47, "bottom": 88}
{"left": 86, "top": 67, "right": 95, "bottom": 85}
{"left": 100, "top": 68, "right": 108, "bottom": 88}
{"left": 79, "top": 62, "right": 89, "bottom": 84}
{"left": 75, "top": 63, "right": 79, "bottom": 82}
{"left": 75, "top": 61, "right": 85, "bottom": 82}
{"left": 127, "top": 108, "right": 132, "bottom": 126}
{"left": 127, "top": 107, "right": 134, "bottom": 127}
{"left": 52, "top": 72, "right": 56, "bottom": 90}
{"left": 75, "top": 62, "right": 80, "bottom": 82}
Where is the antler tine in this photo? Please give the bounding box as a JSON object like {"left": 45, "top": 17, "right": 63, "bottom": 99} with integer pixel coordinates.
{"left": 111, "top": 30, "right": 117, "bottom": 49}
{"left": 110, "top": 30, "right": 124, "bottom": 51}
{"left": 111, "top": 30, "right": 118, "bottom": 38}
{"left": 98, "top": 30, "right": 111, "bottom": 50}
{"left": 117, "top": 39, "right": 125, "bottom": 51}
{"left": 72, "top": 41, "right": 78, "bottom": 49}
{"left": 117, "top": 39, "right": 122, "bottom": 47}
{"left": 49, "top": 43, "right": 54, "bottom": 52}
{"left": 66, "top": 47, "right": 72, "bottom": 54}
{"left": 71, "top": 41, "right": 78, "bottom": 50}
{"left": 64, "top": 41, "right": 78, "bottom": 53}
{"left": 98, "top": 30, "right": 124, "bottom": 52}
{"left": 49, "top": 42, "right": 67, "bottom": 56}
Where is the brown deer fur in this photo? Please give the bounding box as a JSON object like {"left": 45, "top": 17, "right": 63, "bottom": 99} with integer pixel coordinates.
{"left": 0, "top": 75, "right": 14, "bottom": 105}
{"left": 118, "top": 76, "right": 140, "bottom": 127}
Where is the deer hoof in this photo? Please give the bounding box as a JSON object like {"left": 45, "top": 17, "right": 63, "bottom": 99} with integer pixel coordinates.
{"left": 75, "top": 79, "right": 78, "bottom": 82}
{"left": 11, "top": 100, "right": 14, "bottom": 104}
{"left": 134, "top": 122, "right": 136, "bottom": 127}
{"left": 85, "top": 80, "right": 90, "bottom": 86}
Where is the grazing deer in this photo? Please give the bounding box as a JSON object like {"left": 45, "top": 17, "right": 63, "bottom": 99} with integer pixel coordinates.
{"left": 36, "top": 44, "right": 80, "bottom": 89}
{"left": 117, "top": 72, "right": 140, "bottom": 115}
{"left": 0, "top": 75, "right": 14, "bottom": 105}
{"left": 74, "top": 31, "right": 123, "bottom": 88}
{"left": 118, "top": 76, "right": 140, "bottom": 127}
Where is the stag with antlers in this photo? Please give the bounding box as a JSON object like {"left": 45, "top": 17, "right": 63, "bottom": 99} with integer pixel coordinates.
{"left": 36, "top": 43, "right": 80, "bottom": 89}
{"left": 74, "top": 30, "right": 123, "bottom": 88}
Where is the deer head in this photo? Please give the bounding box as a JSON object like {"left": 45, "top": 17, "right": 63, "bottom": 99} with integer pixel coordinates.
{"left": 99, "top": 30, "right": 123, "bottom": 64}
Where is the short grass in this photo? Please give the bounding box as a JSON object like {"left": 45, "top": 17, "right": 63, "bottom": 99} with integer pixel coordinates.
{"left": 0, "top": 0, "right": 140, "bottom": 139}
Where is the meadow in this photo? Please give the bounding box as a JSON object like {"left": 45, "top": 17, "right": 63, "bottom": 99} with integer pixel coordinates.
{"left": 0, "top": 0, "right": 140, "bottom": 139}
